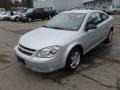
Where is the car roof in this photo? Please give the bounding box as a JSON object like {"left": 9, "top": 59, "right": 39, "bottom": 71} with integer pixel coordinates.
{"left": 63, "top": 10, "right": 103, "bottom": 14}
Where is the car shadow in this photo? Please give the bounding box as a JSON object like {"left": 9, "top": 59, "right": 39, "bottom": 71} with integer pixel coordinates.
{"left": 19, "top": 43, "right": 115, "bottom": 84}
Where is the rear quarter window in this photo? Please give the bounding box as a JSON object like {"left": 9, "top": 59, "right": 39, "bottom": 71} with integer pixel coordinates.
{"left": 100, "top": 13, "right": 109, "bottom": 21}
{"left": 87, "top": 12, "right": 102, "bottom": 25}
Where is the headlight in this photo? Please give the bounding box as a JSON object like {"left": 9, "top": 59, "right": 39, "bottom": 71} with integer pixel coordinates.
{"left": 37, "top": 45, "right": 62, "bottom": 58}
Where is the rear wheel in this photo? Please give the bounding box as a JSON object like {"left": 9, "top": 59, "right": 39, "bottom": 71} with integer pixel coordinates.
{"left": 27, "top": 17, "right": 32, "bottom": 22}
{"left": 41, "top": 17, "right": 45, "bottom": 20}
{"left": 113, "top": 11, "right": 117, "bottom": 15}
{"left": 65, "top": 47, "right": 82, "bottom": 71}
{"left": 105, "top": 30, "right": 113, "bottom": 43}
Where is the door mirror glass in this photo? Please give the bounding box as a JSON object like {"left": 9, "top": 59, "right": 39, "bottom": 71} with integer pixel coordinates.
{"left": 85, "top": 24, "right": 97, "bottom": 31}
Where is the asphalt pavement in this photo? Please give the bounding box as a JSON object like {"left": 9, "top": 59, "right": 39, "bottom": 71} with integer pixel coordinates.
{"left": 0, "top": 16, "right": 120, "bottom": 90}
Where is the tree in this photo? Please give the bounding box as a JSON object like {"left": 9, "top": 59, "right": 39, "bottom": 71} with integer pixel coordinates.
{"left": 22, "top": 0, "right": 33, "bottom": 8}
{"left": 0, "top": 0, "right": 12, "bottom": 10}
{"left": 12, "top": 0, "right": 23, "bottom": 8}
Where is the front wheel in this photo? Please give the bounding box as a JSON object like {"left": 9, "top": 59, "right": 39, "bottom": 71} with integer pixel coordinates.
{"left": 15, "top": 17, "right": 19, "bottom": 22}
{"left": 65, "top": 47, "right": 82, "bottom": 71}
{"left": 105, "top": 30, "right": 113, "bottom": 43}
{"left": 3, "top": 18, "right": 6, "bottom": 21}
{"left": 48, "top": 15, "right": 52, "bottom": 19}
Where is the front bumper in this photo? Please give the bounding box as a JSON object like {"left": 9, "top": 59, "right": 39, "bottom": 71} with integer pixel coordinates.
{"left": 10, "top": 17, "right": 15, "bottom": 21}
{"left": 15, "top": 46, "right": 65, "bottom": 73}
{"left": 0, "top": 18, "right": 2, "bottom": 20}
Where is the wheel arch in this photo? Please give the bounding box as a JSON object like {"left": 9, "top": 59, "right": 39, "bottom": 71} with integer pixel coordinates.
{"left": 63, "top": 43, "right": 84, "bottom": 67}
{"left": 63, "top": 44, "right": 83, "bottom": 71}
{"left": 27, "top": 15, "right": 33, "bottom": 19}
{"left": 110, "top": 26, "right": 114, "bottom": 31}
{"left": 14, "top": 16, "right": 18, "bottom": 20}
{"left": 70, "top": 45, "right": 83, "bottom": 55}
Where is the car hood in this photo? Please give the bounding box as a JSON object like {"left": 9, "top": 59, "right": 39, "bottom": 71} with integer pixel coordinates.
{"left": 19, "top": 27, "right": 77, "bottom": 50}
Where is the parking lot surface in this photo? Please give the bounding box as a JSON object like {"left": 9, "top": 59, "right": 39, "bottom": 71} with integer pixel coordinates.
{"left": 0, "top": 16, "right": 120, "bottom": 90}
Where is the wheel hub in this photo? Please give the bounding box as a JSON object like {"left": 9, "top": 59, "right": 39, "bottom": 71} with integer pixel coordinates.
{"left": 70, "top": 52, "right": 80, "bottom": 69}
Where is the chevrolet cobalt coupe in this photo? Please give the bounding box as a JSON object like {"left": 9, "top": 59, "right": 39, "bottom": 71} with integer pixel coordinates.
{"left": 15, "top": 10, "right": 114, "bottom": 73}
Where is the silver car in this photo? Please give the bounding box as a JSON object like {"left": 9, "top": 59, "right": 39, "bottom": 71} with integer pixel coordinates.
{"left": 14, "top": 10, "right": 114, "bottom": 73}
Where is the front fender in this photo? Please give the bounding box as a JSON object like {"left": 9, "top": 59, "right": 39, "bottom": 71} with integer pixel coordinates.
{"left": 61, "top": 41, "right": 83, "bottom": 67}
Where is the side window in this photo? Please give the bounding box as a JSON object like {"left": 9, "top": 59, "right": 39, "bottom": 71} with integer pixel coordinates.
{"left": 34, "top": 9, "right": 39, "bottom": 13}
{"left": 34, "top": 8, "right": 43, "bottom": 13}
{"left": 100, "top": 13, "right": 109, "bottom": 21}
{"left": 87, "top": 12, "right": 102, "bottom": 25}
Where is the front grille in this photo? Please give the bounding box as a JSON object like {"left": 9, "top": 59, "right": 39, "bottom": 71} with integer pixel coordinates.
{"left": 18, "top": 44, "right": 36, "bottom": 56}
{"left": 19, "top": 44, "right": 36, "bottom": 52}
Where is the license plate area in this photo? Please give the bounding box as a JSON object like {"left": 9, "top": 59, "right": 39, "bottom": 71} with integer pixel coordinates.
{"left": 16, "top": 55, "right": 26, "bottom": 65}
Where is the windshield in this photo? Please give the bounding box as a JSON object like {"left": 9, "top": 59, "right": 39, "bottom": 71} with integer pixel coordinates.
{"left": 18, "top": 9, "right": 27, "bottom": 13}
{"left": 44, "top": 13, "right": 86, "bottom": 31}
{"left": 26, "top": 8, "right": 33, "bottom": 13}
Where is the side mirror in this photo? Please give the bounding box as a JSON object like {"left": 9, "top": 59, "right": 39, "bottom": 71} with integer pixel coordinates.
{"left": 85, "top": 24, "right": 97, "bottom": 31}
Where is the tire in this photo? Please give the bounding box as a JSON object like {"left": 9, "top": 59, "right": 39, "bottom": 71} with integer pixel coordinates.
{"left": 48, "top": 15, "right": 52, "bottom": 19}
{"left": 65, "top": 47, "right": 82, "bottom": 71}
{"left": 41, "top": 17, "right": 45, "bottom": 20}
{"left": 105, "top": 30, "right": 113, "bottom": 43}
{"left": 15, "top": 17, "right": 19, "bottom": 22}
{"left": 27, "top": 17, "right": 32, "bottom": 22}
{"left": 3, "top": 18, "right": 6, "bottom": 21}
{"left": 113, "top": 11, "right": 117, "bottom": 15}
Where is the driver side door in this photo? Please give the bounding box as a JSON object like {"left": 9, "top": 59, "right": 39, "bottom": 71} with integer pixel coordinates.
{"left": 33, "top": 8, "right": 40, "bottom": 19}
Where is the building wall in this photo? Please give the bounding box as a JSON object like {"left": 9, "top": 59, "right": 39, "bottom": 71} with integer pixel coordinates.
{"left": 0, "top": 0, "right": 12, "bottom": 10}
{"left": 33, "top": 0, "right": 82, "bottom": 10}
{"left": 83, "top": 0, "right": 94, "bottom": 3}
{"left": 53, "top": 0, "right": 82, "bottom": 10}
{"left": 83, "top": 0, "right": 113, "bottom": 9}
{"left": 33, "top": 0, "right": 54, "bottom": 9}
{"left": 83, "top": 0, "right": 120, "bottom": 9}
{"left": 112, "top": 0, "right": 120, "bottom": 8}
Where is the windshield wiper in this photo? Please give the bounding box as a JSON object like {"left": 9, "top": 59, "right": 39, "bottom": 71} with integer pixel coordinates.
{"left": 43, "top": 26, "right": 65, "bottom": 30}
{"left": 49, "top": 26, "right": 65, "bottom": 30}
{"left": 42, "top": 25, "right": 49, "bottom": 28}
